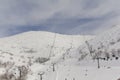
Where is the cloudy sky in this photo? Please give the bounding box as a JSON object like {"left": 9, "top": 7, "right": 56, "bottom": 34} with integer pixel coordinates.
{"left": 0, "top": 0, "right": 120, "bottom": 37}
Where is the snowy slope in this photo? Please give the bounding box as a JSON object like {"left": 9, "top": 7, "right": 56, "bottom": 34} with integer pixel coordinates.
{"left": 1, "top": 25, "right": 120, "bottom": 80}
{"left": 64, "top": 25, "right": 120, "bottom": 80}
{"left": 51, "top": 25, "right": 120, "bottom": 80}
{"left": 43, "top": 25, "right": 120, "bottom": 80}
{"left": 0, "top": 31, "right": 94, "bottom": 80}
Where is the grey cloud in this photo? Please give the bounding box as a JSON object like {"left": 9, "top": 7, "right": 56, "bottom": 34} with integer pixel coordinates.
{"left": 0, "top": 0, "right": 120, "bottom": 37}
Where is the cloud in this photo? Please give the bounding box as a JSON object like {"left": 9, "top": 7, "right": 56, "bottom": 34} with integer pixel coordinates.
{"left": 0, "top": 0, "right": 120, "bottom": 37}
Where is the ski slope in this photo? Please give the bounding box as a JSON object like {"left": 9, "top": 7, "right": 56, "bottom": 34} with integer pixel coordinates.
{"left": 0, "top": 25, "right": 120, "bottom": 80}
{"left": 0, "top": 31, "right": 93, "bottom": 80}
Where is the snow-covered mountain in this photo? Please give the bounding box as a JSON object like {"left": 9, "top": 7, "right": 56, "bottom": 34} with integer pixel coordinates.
{"left": 1, "top": 25, "right": 120, "bottom": 80}
{"left": 0, "top": 31, "right": 93, "bottom": 65}
{"left": 0, "top": 31, "right": 93, "bottom": 80}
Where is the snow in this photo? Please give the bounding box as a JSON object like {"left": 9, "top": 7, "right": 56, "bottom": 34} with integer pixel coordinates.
{"left": 0, "top": 31, "right": 93, "bottom": 66}
{"left": 0, "top": 31, "right": 94, "bottom": 80}
{"left": 57, "top": 65, "right": 120, "bottom": 80}
{"left": 27, "top": 60, "right": 120, "bottom": 80}
{"left": 0, "top": 26, "right": 120, "bottom": 80}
